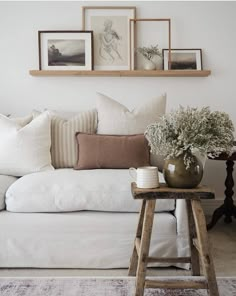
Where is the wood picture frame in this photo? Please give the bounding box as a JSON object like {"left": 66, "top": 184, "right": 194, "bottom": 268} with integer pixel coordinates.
{"left": 82, "top": 6, "right": 136, "bottom": 70}
{"left": 163, "top": 48, "right": 203, "bottom": 70}
{"left": 129, "top": 18, "right": 171, "bottom": 70}
{"left": 38, "top": 30, "right": 94, "bottom": 70}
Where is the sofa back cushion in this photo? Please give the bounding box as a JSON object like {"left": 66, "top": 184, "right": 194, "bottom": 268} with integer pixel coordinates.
{"left": 75, "top": 133, "right": 150, "bottom": 169}
{"left": 0, "top": 112, "right": 53, "bottom": 176}
{"left": 49, "top": 109, "right": 97, "bottom": 168}
{"left": 5, "top": 169, "right": 175, "bottom": 213}
{"left": 96, "top": 92, "right": 166, "bottom": 135}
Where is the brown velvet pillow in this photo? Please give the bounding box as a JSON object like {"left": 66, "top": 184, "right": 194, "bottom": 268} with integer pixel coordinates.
{"left": 75, "top": 133, "right": 150, "bottom": 170}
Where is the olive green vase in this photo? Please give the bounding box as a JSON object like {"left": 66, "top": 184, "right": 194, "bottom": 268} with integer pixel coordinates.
{"left": 163, "top": 153, "right": 203, "bottom": 188}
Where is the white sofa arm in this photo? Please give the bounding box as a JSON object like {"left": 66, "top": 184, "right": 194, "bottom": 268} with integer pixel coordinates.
{"left": 174, "top": 199, "right": 189, "bottom": 236}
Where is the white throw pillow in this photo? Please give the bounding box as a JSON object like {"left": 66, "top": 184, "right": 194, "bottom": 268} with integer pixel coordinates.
{"left": 5, "top": 169, "right": 175, "bottom": 213}
{"left": 12, "top": 114, "right": 33, "bottom": 126}
{"left": 0, "top": 175, "right": 18, "bottom": 210}
{"left": 96, "top": 93, "right": 166, "bottom": 135}
{"left": 0, "top": 112, "right": 54, "bottom": 176}
{"left": 48, "top": 109, "right": 98, "bottom": 168}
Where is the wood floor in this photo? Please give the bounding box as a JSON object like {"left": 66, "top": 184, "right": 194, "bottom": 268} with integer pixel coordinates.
{"left": 0, "top": 218, "right": 235, "bottom": 277}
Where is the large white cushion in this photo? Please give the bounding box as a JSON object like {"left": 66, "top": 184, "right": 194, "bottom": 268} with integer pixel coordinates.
{"left": 6, "top": 169, "right": 175, "bottom": 213}
{"left": 0, "top": 112, "right": 53, "bottom": 177}
{"left": 0, "top": 175, "right": 17, "bottom": 210}
{"left": 96, "top": 92, "right": 166, "bottom": 135}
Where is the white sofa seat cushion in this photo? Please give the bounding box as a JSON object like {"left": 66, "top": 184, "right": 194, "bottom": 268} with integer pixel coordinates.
{"left": 0, "top": 175, "right": 18, "bottom": 210}
{"left": 6, "top": 169, "right": 175, "bottom": 213}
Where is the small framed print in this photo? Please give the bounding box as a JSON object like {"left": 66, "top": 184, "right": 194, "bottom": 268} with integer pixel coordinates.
{"left": 163, "top": 49, "right": 202, "bottom": 70}
{"left": 38, "top": 31, "right": 93, "bottom": 70}
{"left": 82, "top": 6, "right": 136, "bottom": 70}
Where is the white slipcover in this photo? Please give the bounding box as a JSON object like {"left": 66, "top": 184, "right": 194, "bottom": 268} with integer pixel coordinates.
{"left": 0, "top": 209, "right": 189, "bottom": 269}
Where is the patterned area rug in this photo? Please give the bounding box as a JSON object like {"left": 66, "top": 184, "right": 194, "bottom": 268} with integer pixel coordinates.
{"left": 0, "top": 277, "right": 235, "bottom": 296}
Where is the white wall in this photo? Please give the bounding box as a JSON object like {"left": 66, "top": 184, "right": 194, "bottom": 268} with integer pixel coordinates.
{"left": 1, "top": 1, "right": 236, "bottom": 200}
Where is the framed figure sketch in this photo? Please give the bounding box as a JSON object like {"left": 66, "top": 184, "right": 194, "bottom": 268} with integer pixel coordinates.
{"left": 82, "top": 6, "right": 136, "bottom": 70}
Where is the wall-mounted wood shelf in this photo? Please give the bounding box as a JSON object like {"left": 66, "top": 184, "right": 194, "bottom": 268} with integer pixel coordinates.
{"left": 29, "top": 70, "right": 211, "bottom": 77}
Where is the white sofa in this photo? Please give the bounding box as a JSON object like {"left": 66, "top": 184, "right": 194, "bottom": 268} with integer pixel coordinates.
{"left": 0, "top": 93, "right": 190, "bottom": 269}
{"left": 0, "top": 169, "right": 190, "bottom": 269}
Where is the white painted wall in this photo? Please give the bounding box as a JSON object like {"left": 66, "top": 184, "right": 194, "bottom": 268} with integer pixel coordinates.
{"left": 1, "top": 1, "right": 236, "bottom": 200}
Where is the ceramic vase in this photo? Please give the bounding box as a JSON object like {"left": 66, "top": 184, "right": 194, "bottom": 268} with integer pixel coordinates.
{"left": 144, "top": 59, "right": 156, "bottom": 70}
{"left": 163, "top": 153, "right": 203, "bottom": 188}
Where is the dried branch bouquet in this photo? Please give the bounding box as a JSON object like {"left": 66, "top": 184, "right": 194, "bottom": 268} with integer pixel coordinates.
{"left": 145, "top": 106, "right": 234, "bottom": 168}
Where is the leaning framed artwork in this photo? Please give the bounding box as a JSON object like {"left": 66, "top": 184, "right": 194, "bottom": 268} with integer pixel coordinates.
{"left": 162, "top": 49, "right": 202, "bottom": 70}
{"left": 129, "top": 18, "right": 171, "bottom": 70}
{"left": 82, "top": 6, "right": 136, "bottom": 70}
{"left": 38, "top": 31, "right": 93, "bottom": 70}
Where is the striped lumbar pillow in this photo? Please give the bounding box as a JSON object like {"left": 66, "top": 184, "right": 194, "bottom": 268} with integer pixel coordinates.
{"left": 50, "top": 109, "right": 97, "bottom": 168}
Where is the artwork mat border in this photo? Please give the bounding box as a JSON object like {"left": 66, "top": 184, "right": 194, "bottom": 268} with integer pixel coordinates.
{"left": 82, "top": 6, "right": 136, "bottom": 70}
{"left": 162, "top": 48, "right": 203, "bottom": 70}
{"left": 38, "top": 30, "right": 94, "bottom": 70}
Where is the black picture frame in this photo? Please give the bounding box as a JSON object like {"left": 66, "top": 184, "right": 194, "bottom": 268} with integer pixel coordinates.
{"left": 38, "top": 30, "right": 94, "bottom": 70}
{"left": 162, "top": 48, "right": 202, "bottom": 70}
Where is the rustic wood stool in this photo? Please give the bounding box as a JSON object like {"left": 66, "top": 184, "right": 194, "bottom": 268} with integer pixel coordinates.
{"left": 128, "top": 182, "right": 219, "bottom": 296}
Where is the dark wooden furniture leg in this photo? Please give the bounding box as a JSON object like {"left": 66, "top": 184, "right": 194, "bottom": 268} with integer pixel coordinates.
{"left": 208, "top": 159, "right": 236, "bottom": 229}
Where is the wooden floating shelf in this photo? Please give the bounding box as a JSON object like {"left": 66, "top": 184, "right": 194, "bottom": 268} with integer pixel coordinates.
{"left": 29, "top": 70, "right": 211, "bottom": 77}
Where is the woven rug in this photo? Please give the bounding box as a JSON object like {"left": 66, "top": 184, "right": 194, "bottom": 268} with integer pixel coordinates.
{"left": 0, "top": 277, "right": 235, "bottom": 296}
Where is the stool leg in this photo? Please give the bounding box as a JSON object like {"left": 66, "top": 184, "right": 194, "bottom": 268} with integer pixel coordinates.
{"left": 191, "top": 199, "right": 219, "bottom": 296}
{"left": 135, "top": 199, "right": 156, "bottom": 296}
{"left": 128, "top": 200, "right": 146, "bottom": 276}
{"left": 186, "top": 200, "right": 200, "bottom": 276}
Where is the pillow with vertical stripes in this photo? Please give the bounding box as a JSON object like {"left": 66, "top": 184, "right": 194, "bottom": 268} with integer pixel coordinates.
{"left": 49, "top": 109, "right": 97, "bottom": 168}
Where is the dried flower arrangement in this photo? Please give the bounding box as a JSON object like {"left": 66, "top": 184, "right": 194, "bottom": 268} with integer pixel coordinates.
{"left": 145, "top": 106, "right": 235, "bottom": 168}
{"left": 136, "top": 45, "right": 162, "bottom": 61}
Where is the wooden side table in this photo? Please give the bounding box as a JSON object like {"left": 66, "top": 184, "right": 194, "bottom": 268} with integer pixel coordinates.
{"left": 128, "top": 183, "right": 219, "bottom": 296}
{"left": 207, "top": 151, "right": 236, "bottom": 229}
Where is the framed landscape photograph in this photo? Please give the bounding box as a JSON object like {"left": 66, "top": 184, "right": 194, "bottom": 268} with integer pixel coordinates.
{"left": 163, "top": 49, "right": 202, "bottom": 70}
{"left": 82, "top": 6, "right": 136, "bottom": 70}
{"left": 38, "top": 31, "right": 93, "bottom": 70}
